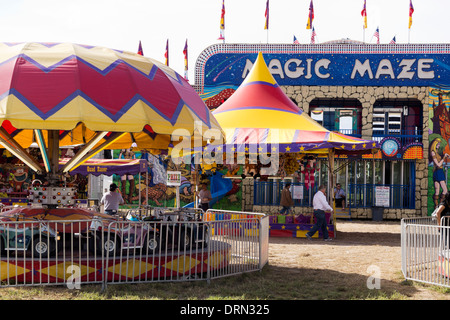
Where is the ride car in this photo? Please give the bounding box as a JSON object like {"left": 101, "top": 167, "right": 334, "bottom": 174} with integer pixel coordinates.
{"left": 0, "top": 211, "right": 59, "bottom": 257}
{"left": 90, "top": 211, "right": 162, "bottom": 257}
{"left": 144, "top": 209, "right": 210, "bottom": 251}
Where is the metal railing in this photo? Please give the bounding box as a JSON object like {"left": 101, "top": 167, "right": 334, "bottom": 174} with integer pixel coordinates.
{"left": 349, "top": 184, "right": 415, "bottom": 209}
{"left": 0, "top": 208, "right": 268, "bottom": 289}
{"left": 254, "top": 181, "right": 415, "bottom": 209}
{"left": 401, "top": 216, "right": 450, "bottom": 288}
{"left": 0, "top": 219, "right": 105, "bottom": 287}
{"left": 372, "top": 127, "right": 423, "bottom": 145}
{"left": 254, "top": 180, "right": 318, "bottom": 207}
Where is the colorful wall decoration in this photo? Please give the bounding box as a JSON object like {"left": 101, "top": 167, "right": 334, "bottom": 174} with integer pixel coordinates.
{"left": 197, "top": 44, "right": 450, "bottom": 108}
{"left": 112, "top": 149, "right": 243, "bottom": 211}
{"left": 428, "top": 87, "right": 450, "bottom": 214}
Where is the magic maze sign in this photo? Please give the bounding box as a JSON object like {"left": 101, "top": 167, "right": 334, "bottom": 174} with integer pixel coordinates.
{"left": 203, "top": 52, "right": 450, "bottom": 87}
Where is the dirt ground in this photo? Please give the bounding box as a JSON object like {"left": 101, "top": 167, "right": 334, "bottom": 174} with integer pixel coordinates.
{"left": 268, "top": 219, "right": 450, "bottom": 300}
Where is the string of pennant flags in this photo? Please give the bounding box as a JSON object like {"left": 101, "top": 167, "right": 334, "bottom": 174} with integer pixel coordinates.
{"left": 137, "top": 0, "right": 415, "bottom": 80}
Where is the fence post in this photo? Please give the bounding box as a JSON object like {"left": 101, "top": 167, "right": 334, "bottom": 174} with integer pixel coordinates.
{"left": 206, "top": 220, "right": 211, "bottom": 284}
{"left": 401, "top": 219, "right": 407, "bottom": 278}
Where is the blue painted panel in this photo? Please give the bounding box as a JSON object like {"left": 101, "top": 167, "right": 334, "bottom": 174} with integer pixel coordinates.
{"left": 203, "top": 53, "right": 450, "bottom": 87}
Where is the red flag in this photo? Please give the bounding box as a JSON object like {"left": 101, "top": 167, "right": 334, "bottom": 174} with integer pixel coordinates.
{"left": 218, "top": 0, "right": 225, "bottom": 40}
{"left": 183, "top": 39, "right": 188, "bottom": 81}
{"left": 164, "top": 39, "right": 169, "bottom": 66}
{"left": 306, "top": 0, "right": 314, "bottom": 29}
{"left": 361, "top": 0, "right": 367, "bottom": 29}
{"left": 409, "top": 0, "right": 414, "bottom": 29}
{"left": 137, "top": 40, "right": 144, "bottom": 56}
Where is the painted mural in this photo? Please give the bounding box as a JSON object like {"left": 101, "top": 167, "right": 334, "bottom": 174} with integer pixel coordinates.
{"left": 112, "top": 149, "right": 244, "bottom": 211}
{"left": 428, "top": 87, "right": 450, "bottom": 214}
{"left": 0, "top": 147, "right": 89, "bottom": 204}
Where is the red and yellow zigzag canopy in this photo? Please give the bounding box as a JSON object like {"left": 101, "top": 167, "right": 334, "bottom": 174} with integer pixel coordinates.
{"left": 0, "top": 42, "right": 221, "bottom": 135}
{"left": 211, "top": 52, "right": 379, "bottom": 155}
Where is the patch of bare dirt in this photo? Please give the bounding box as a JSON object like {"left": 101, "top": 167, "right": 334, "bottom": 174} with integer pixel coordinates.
{"left": 268, "top": 220, "right": 450, "bottom": 300}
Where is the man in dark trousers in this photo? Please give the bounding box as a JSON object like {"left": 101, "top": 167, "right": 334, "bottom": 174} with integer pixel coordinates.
{"left": 306, "top": 185, "right": 333, "bottom": 241}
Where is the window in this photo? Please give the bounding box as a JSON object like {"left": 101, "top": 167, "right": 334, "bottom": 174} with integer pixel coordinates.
{"left": 309, "top": 99, "right": 362, "bottom": 137}
{"left": 373, "top": 99, "right": 423, "bottom": 145}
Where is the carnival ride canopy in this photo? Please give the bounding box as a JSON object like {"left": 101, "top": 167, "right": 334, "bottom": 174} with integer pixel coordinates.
{"left": 0, "top": 42, "right": 223, "bottom": 176}
{"left": 208, "top": 52, "right": 380, "bottom": 156}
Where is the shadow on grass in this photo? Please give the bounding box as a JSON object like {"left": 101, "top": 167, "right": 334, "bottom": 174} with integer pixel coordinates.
{"left": 85, "top": 264, "right": 419, "bottom": 300}
{"left": 0, "top": 263, "right": 439, "bottom": 301}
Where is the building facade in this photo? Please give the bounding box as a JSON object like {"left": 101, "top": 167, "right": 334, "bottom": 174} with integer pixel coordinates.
{"left": 194, "top": 42, "right": 450, "bottom": 219}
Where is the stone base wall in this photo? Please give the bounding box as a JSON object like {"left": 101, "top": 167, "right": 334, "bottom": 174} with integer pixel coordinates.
{"left": 250, "top": 202, "right": 419, "bottom": 220}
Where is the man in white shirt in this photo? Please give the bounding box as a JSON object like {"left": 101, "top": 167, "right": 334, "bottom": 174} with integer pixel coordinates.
{"left": 306, "top": 185, "right": 333, "bottom": 241}
{"left": 100, "top": 183, "right": 124, "bottom": 215}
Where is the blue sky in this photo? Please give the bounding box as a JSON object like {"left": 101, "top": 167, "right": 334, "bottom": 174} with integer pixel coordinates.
{"left": 0, "top": 0, "right": 448, "bottom": 82}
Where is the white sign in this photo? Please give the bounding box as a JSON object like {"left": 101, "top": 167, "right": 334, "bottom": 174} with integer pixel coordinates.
{"left": 292, "top": 185, "right": 304, "bottom": 200}
{"left": 375, "top": 186, "right": 390, "bottom": 207}
{"left": 166, "top": 171, "right": 182, "bottom": 186}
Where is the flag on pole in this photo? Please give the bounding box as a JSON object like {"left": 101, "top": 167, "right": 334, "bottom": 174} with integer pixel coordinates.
{"left": 409, "top": 0, "right": 414, "bottom": 29}
{"left": 373, "top": 27, "right": 380, "bottom": 44}
{"left": 293, "top": 35, "right": 299, "bottom": 44}
{"left": 361, "top": 0, "right": 367, "bottom": 29}
{"left": 137, "top": 40, "right": 144, "bottom": 56}
{"left": 183, "top": 39, "right": 188, "bottom": 81}
{"left": 390, "top": 36, "right": 396, "bottom": 44}
{"left": 218, "top": 0, "right": 225, "bottom": 40}
{"left": 264, "top": 0, "right": 269, "bottom": 30}
{"left": 311, "top": 27, "right": 316, "bottom": 44}
{"left": 164, "top": 39, "right": 169, "bottom": 66}
{"left": 306, "top": 0, "right": 314, "bottom": 29}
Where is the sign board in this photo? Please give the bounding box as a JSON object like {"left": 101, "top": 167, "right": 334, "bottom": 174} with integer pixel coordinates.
{"left": 292, "top": 185, "right": 304, "bottom": 200}
{"left": 200, "top": 44, "right": 450, "bottom": 88}
{"left": 166, "top": 171, "right": 182, "bottom": 186}
{"left": 375, "top": 186, "right": 390, "bottom": 207}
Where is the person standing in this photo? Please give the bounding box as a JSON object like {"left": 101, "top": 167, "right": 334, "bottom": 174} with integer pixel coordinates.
{"left": 118, "top": 148, "right": 136, "bottom": 203}
{"left": 280, "top": 182, "right": 294, "bottom": 215}
{"left": 334, "top": 183, "right": 346, "bottom": 209}
{"left": 306, "top": 185, "right": 333, "bottom": 241}
{"left": 199, "top": 183, "right": 212, "bottom": 212}
{"left": 100, "top": 183, "right": 124, "bottom": 215}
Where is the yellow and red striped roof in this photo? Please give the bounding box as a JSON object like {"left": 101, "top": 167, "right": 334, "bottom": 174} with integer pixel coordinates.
{"left": 210, "top": 52, "right": 379, "bottom": 154}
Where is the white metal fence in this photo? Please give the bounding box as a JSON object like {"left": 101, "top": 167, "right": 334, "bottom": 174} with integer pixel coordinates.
{"left": 0, "top": 208, "right": 269, "bottom": 289}
{"left": 401, "top": 216, "right": 450, "bottom": 288}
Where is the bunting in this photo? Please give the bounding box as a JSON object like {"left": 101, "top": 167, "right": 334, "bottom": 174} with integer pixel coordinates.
{"left": 218, "top": 0, "right": 225, "bottom": 40}
{"left": 361, "top": 0, "right": 367, "bottom": 29}
{"left": 306, "top": 0, "right": 314, "bottom": 29}
{"left": 409, "top": 0, "right": 414, "bottom": 29}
